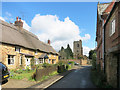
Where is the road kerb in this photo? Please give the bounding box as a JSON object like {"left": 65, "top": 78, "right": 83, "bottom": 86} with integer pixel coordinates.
{"left": 43, "top": 76, "right": 64, "bottom": 89}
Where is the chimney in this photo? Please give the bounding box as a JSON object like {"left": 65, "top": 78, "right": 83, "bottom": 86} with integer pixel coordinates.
{"left": 14, "top": 17, "right": 23, "bottom": 29}
{"left": 16, "top": 16, "right": 18, "bottom": 21}
{"left": 48, "top": 39, "right": 50, "bottom": 45}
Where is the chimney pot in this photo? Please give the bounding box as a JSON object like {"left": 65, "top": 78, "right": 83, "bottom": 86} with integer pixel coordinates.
{"left": 16, "top": 16, "right": 18, "bottom": 21}
{"left": 48, "top": 39, "right": 50, "bottom": 45}
{"left": 14, "top": 17, "right": 23, "bottom": 28}
{"left": 19, "top": 18, "right": 21, "bottom": 21}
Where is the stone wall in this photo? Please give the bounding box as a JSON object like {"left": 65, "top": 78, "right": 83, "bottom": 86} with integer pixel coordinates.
{"left": 105, "top": 53, "right": 117, "bottom": 88}
{"left": 69, "top": 59, "right": 90, "bottom": 66}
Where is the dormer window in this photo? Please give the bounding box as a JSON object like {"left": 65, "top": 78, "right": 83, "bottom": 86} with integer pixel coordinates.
{"left": 35, "top": 51, "right": 37, "bottom": 55}
{"left": 15, "top": 46, "right": 21, "bottom": 52}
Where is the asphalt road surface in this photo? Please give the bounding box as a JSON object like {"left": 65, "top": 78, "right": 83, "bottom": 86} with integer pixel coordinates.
{"left": 48, "top": 66, "right": 96, "bottom": 88}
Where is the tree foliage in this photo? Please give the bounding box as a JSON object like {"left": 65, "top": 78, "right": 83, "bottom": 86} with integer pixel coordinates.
{"left": 89, "top": 50, "right": 95, "bottom": 59}
{"left": 92, "top": 53, "right": 97, "bottom": 70}
{"left": 59, "top": 44, "right": 73, "bottom": 59}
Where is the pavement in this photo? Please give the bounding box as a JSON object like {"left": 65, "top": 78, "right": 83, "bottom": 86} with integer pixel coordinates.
{"left": 2, "top": 65, "right": 80, "bottom": 89}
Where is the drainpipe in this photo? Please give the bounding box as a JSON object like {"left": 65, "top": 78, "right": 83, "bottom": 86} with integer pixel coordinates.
{"left": 100, "top": 15, "right": 105, "bottom": 72}
{"left": 102, "top": 19, "right": 105, "bottom": 73}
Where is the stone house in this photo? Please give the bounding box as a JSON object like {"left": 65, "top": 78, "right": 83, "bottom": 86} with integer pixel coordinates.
{"left": 96, "top": 1, "right": 120, "bottom": 88}
{"left": 0, "top": 17, "right": 59, "bottom": 70}
{"left": 73, "top": 40, "right": 83, "bottom": 59}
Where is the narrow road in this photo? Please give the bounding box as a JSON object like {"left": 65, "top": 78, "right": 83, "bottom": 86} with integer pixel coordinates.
{"left": 47, "top": 66, "right": 96, "bottom": 88}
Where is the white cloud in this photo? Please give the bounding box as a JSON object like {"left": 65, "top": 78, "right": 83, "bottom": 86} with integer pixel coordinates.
{"left": 83, "top": 46, "right": 95, "bottom": 56}
{"left": 22, "top": 20, "right": 31, "bottom": 31}
{"left": 31, "top": 14, "right": 91, "bottom": 55}
{"left": 5, "top": 12, "right": 12, "bottom": 17}
{"left": 0, "top": 17, "right": 5, "bottom": 21}
{"left": 81, "top": 34, "right": 91, "bottom": 41}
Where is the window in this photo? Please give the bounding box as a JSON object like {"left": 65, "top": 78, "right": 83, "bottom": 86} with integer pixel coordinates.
{"left": 52, "top": 59, "right": 55, "bottom": 64}
{"left": 48, "top": 59, "right": 51, "bottom": 64}
{"left": 35, "top": 51, "right": 37, "bottom": 55}
{"left": 20, "top": 56, "right": 22, "bottom": 65}
{"left": 77, "top": 44, "right": 79, "bottom": 47}
{"left": 15, "top": 46, "right": 21, "bottom": 52}
{"left": 49, "top": 54, "right": 51, "bottom": 57}
{"left": 8, "top": 55, "right": 14, "bottom": 65}
{"left": 110, "top": 19, "right": 115, "bottom": 36}
{"left": 39, "top": 59, "right": 43, "bottom": 64}
{"left": 77, "top": 50, "right": 79, "bottom": 52}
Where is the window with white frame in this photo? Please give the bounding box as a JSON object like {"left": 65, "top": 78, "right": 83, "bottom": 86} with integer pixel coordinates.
{"left": 35, "top": 51, "right": 37, "bottom": 55}
{"left": 110, "top": 18, "right": 115, "bottom": 36}
{"left": 8, "top": 55, "right": 14, "bottom": 65}
{"left": 39, "top": 59, "right": 43, "bottom": 64}
{"left": 15, "top": 46, "right": 21, "bottom": 52}
{"left": 48, "top": 59, "right": 51, "bottom": 64}
{"left": 49, "top": 54, "right": 51, "bottom": 57}
{"left": 20, "top": 55, "right": 22, "bottom": 65}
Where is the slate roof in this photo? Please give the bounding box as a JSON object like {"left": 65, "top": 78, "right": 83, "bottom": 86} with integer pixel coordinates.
{"left": 0, "top": 19, "right": 58, "bottom": 55}
{"left": 97, "top": 3, "right": 110, "bottom": 15}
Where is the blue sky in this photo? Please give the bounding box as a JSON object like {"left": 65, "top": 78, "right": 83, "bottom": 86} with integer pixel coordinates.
{"left": 1, "top": 2, "right": 98, "bottom": 56}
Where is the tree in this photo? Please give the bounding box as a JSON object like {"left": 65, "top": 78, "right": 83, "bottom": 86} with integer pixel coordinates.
{"left": 65, "top": 44, "right": 73, "bottom": 59}
{"left": 59, "top": 44, "right": 73, "bottom": 60}
{"left": 89, "top": 50, "right": 95, "bottom": 59}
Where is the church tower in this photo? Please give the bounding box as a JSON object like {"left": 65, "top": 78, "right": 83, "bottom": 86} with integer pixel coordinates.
{"left": 73, "top": 40, "right": 83, "bottom": 59}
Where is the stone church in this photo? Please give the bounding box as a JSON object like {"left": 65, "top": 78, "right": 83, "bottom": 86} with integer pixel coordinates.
{"left": 73, "top": 40, "right": 83, "bottom": 59}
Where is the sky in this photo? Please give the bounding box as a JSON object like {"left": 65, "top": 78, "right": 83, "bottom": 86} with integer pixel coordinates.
{"left": 1, "top": 2, "right": 99, "bottom": 56}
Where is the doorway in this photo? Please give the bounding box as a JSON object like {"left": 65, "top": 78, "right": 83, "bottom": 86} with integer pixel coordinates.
{"left": 117, "top": 53, "right": 120, "bottom": 88}
{"left": 118, "top": 54, "right": 120, "bottom": 88}
{"left": 25, "top": 57, "right": 31, "bottom": 68}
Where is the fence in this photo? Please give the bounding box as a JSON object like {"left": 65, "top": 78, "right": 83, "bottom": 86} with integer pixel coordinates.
{"left": 35, "top": 66, "right": 57, "bottom": 81}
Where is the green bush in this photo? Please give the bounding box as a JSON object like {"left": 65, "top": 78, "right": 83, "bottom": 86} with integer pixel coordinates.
{"left": 57, "top": 61, "right": 65, "bottom": 66}
{"left": 91, "top": 53, "right": 96, "bottom": 70}
{"left": 35, "top": 64, "right": 43, "bottom": 69}
{"left": 25, "top": 66, "right": 30, "bottom": 72}
{"left": 14, "top": 69, "right": 23, "bottom": 74}
{"left": 66, "top": 64, "right": 71, "bottom": 70}
{"left": 42, "top": 63, "right": 51, "bottom": 68}
{"left": 57, "top": 65, "right": 66, "bottom": 73}
{"left": 68, "top": 61, "right": 74, "bottom": 64}
{"left": 66, "top": 64, "right": 69, "bottom": 70}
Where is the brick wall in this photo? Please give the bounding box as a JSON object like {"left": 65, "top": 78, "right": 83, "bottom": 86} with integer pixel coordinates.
{"left": 105, "top": 6, "right": 119, "bottom": 52}
{"left": 104, "top": 2, "right": 120, "bottom": 88}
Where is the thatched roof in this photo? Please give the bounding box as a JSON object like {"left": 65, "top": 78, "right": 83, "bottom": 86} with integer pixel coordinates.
{"left": 39, "top": 53, "right": 48, "bottom": 59}
{"left": 0, "top": 19, "right": 58, "bottom": 55}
